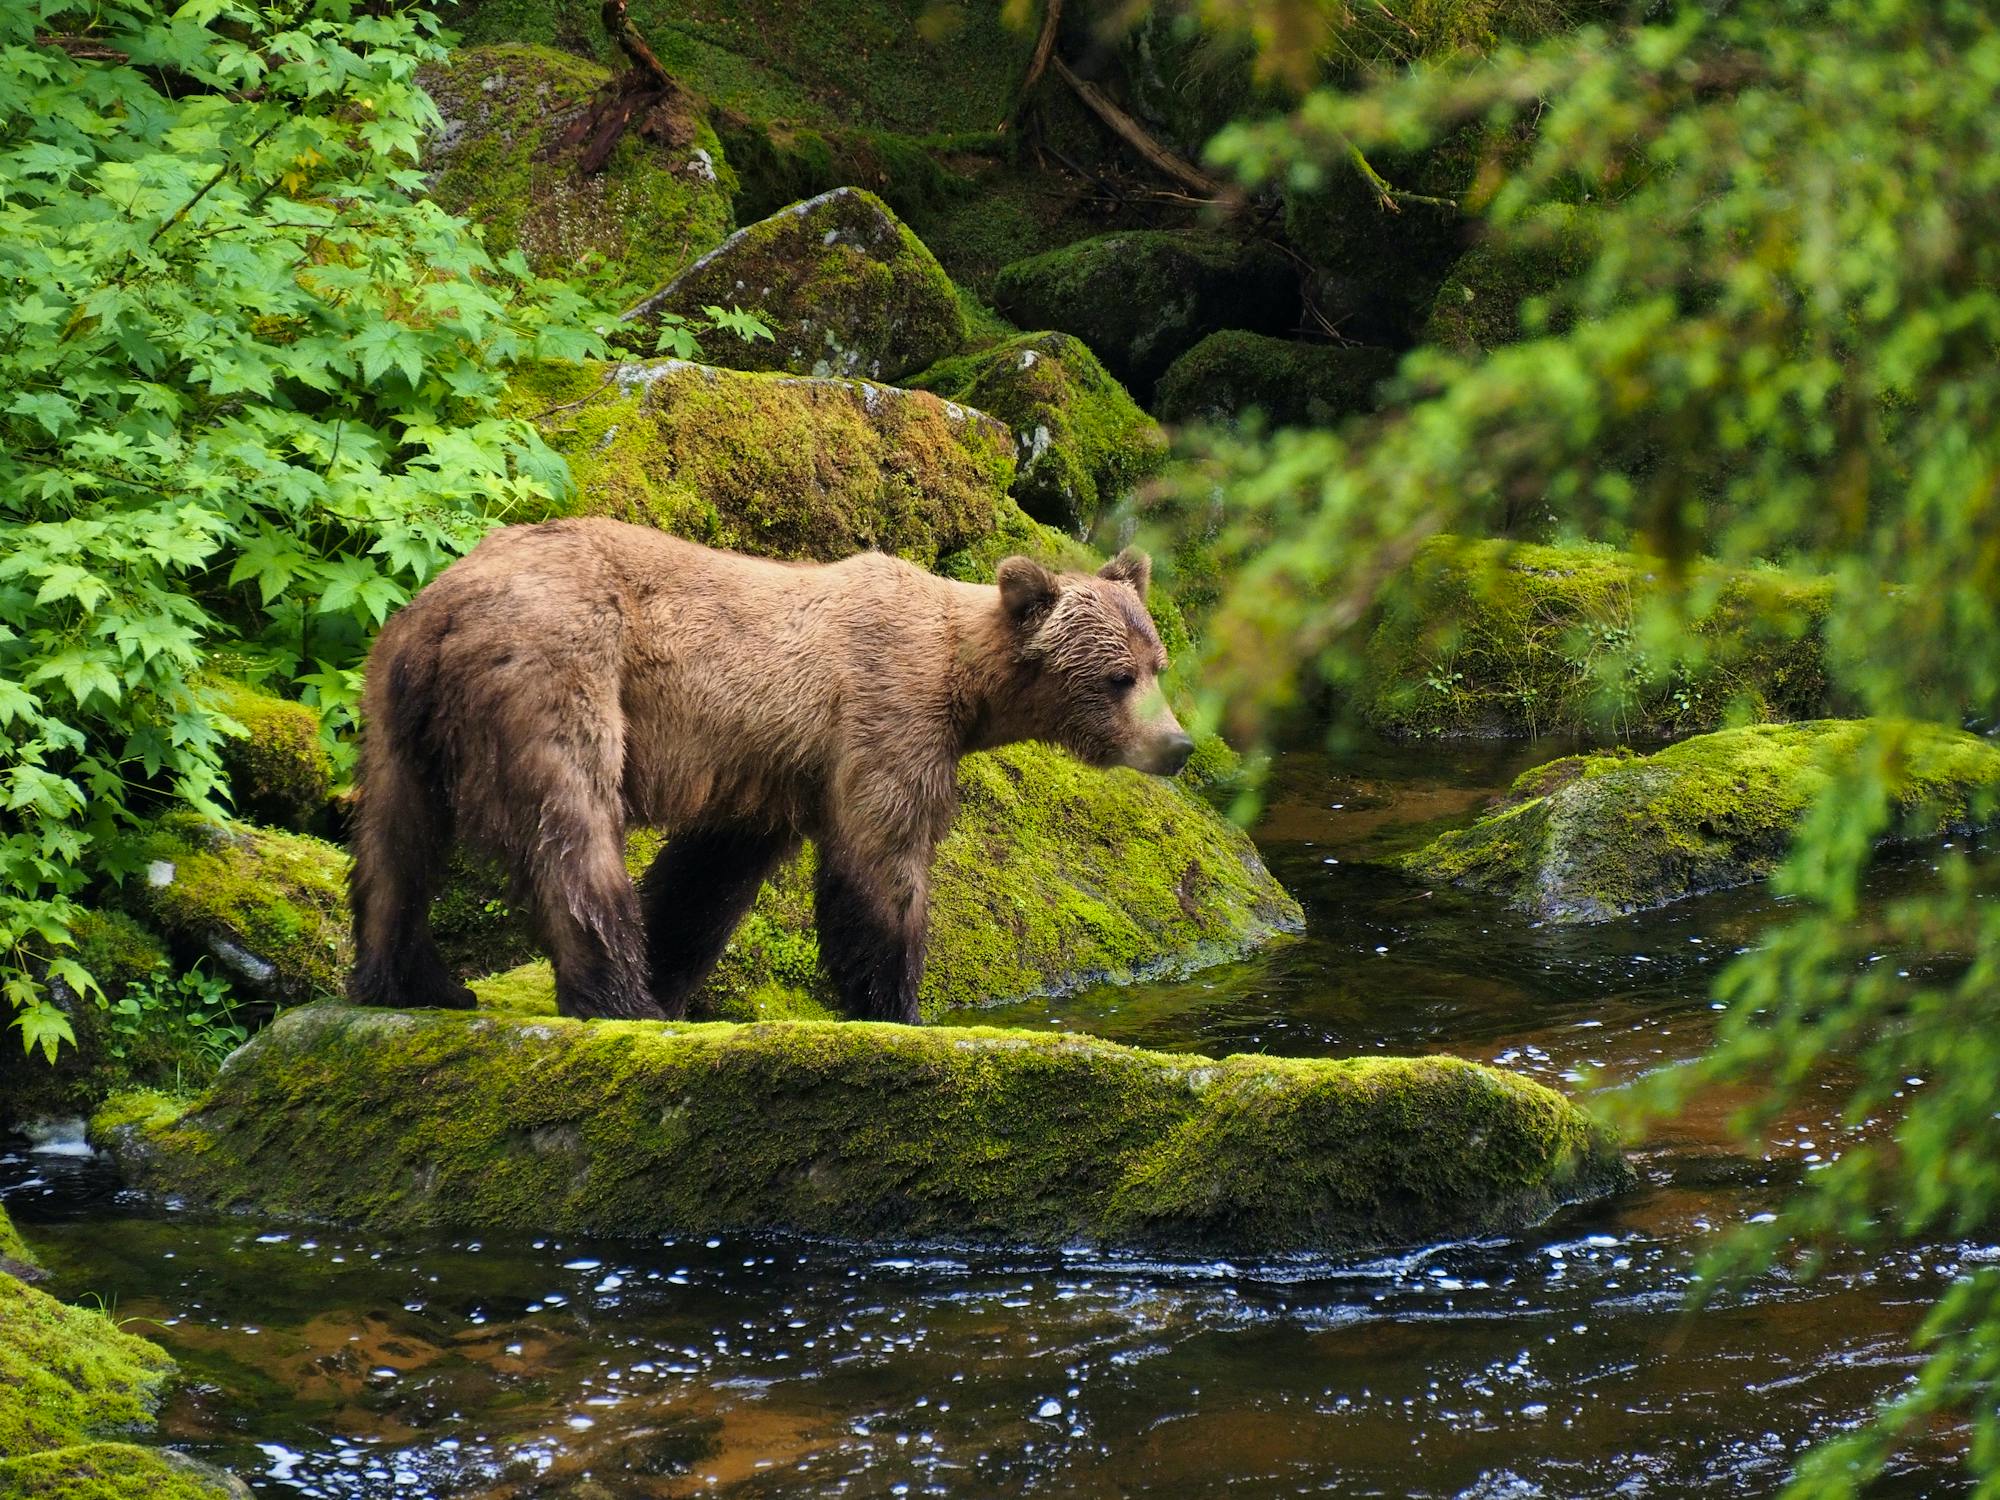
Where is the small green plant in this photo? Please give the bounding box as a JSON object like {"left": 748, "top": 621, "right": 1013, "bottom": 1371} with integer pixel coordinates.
{"left": 651, "top": 305, "right": 776, "bottom": 360}
{"left": 108, "top": 962, "right": 248, "bottom": 1082}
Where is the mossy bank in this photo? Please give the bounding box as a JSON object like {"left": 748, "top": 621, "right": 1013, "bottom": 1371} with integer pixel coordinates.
{"left": 1405, "top": 719, "right": 2000, "bottom": 922}
{"left": 93, "top": 1007, "right": 1631, "bottom": 1253}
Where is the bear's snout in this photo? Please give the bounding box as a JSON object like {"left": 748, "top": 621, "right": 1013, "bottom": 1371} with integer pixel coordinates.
{"left": 1125, "top": 730, "right": 1195, "bottom": 777}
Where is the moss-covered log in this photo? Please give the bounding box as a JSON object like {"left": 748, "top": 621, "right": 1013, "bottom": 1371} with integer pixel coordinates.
{"left": 93, "top": 1007, "right": 1631, "bottom": 1252}
{"left": 626, "top": 187, "right": 964, "bottom": 381}
{"left": 1154, "top": 330, "right": 1397, "bottom": 428}
{"left": 1405, "top": 720, "right": 2000, "bottom": 923}
{"left": 991, "top": 232, "right": 1297, "bottom": 400}
{"left": 1364, "top": 536, "right": 1836, "bottom": 738}
{"left": 420, "top": 44, "right": 735, "bottom": 287}
{"left": 511, "top": 357, "right": 1016, "bottom": 567}
{"left": 912, "top": 330, "right": 1166, "bottom": 534}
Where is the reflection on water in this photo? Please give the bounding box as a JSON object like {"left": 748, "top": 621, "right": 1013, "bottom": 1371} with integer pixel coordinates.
{"left": 5, "top": 738, "right": 1992, "bottom": 1498}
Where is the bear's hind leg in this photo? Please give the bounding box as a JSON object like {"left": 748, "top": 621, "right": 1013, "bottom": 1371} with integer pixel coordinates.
{"left": 523, "top": 809, "right": 662, "bottom": 1021}
{"left": 639, "top": 823, "right": 800, "bottom": 1018}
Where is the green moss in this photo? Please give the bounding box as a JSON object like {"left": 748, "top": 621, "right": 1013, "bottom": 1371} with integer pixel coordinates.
{"left": 713, "top": 114, "right": 974, "bottom": 225}
{"left": 0, "top": 1444, "right": 239, "bottom": 1500}
{"left": 0, "top": 1203, "right": 32, "bottom": 1271}
{"left": 472, "top": 958, "right": 835, "bottom": 1023}
{"left": 1365, "top": 535, "right": 1838, "bottom": 738}
{"left": 421, "top": 45, "right": 737, "bottom": 290}
{"left": 0, "top": 909, "right": 177, "bottom": 1128}
{"left": 121, "top": 817, "right": 349, "bottom": 1005}
{"left": 913, "top": 331, "right": 1166, "bottom": 534}
{"left": 1404, "top": 719, "right": 2000, "bottom": 922}
{"left": 205, "top": 681, "right": 330, "bottom": 831}
{"left": 1154, "top": 330, "right": 1399, "bottom": 428}
{"left": 0, "top": 1274, "right": 173, "bottom": 1456}
{"left": 94, "top": 1005, "right": 1630, "bottom": 1252}
{"left": 508, "top": 356, "right": 1017, "bottom": 567}
{"left": 1422, "top": 205, "right": 1601, "bottom": 355}
{"left": 991, "top": 232, "right": 1297, "bottom": 400}
{"left": 628, "top": 187, "right": 964, "bottom": 382}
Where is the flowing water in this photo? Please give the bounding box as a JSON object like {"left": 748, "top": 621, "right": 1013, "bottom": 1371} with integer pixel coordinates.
{"left": 5, "top": 739, "right": 1989, "bottom": 1498}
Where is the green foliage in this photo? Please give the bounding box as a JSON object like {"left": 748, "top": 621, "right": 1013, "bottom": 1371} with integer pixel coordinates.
{"left": 105, "top": 962, "right": 246, "bottom": 1084}
{"left": 1175, "top": 0, "right": 2000, "bottom": 1488}
{"left": 0, "top": 0, "right": 609, "bottom": 1054}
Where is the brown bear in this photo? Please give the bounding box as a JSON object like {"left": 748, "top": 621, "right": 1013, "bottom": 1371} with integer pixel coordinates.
{"left": 347, "top": 517, "right": 1193, "bottom": 1025}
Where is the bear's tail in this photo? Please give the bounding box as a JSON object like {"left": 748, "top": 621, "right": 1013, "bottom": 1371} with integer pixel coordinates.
{"left": 347, "top": 621, "right": 473, "bottom": 1010}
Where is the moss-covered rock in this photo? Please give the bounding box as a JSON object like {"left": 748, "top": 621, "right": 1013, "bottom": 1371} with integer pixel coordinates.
{"left": 714, "top": 115, "right": 971, "bottom": 227}
{"left": 1154, "top": 330, "right": 1398, "bottom": 428}
{"left": 421, "top": 44, "right": 735, "bottom": 289}
{"left": 0, "top": 1202, "right": 34, "bottom": 1275}
{"left": 121, "top": 818, "right": 349, "bottom": 1006}
{"left": 205, "top": 681, "right": 330, "bottom": 832}
{"left": 912, "top": 331, "right": 1166, "bottom": 534}
{"left": 626, "top": 187, "right": 964, "bottom": 381}
{"left": 991, "top": 232, "right": 1297, "bottom": 400}
{"left": 0, "top": 1444, "right": 246, "bottom": 1500}
{"left": 1365, "top": 536, "right": 1837, "bottom": 738}
{"left": 0, "top": 910, "right": 176, "bottom": 1129}
{"left": 1405, "top": 720, "right": 2000, "bottom": 923}
{"left": 94, "top": 1005, "right": 1630, "bottom": 1252}
{"left": 510, "top": 357, "right": 1016, "bottom": 567}
{"left": 1422, "top": 205, "right": 1600, "bottom": 356}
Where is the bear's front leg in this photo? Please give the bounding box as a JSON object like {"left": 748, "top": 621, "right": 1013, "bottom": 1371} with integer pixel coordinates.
{"left": 813, "top": 846, "right": 929, "bottom": 1025}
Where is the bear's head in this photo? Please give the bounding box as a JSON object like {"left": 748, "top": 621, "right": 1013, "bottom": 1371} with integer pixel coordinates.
{"left": 993, "top": 549, "right": 1195, "bottom": 776}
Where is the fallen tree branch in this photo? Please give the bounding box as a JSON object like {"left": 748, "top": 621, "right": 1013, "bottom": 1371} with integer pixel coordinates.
{"left": 553, "top": 0, "right": 698, "bottom": 175}
{"left": 1005, "top": 0, "right": 1063, "bottom": 129}
{"left": 1051, "top": 54, "right": 1226, "bottom": 199}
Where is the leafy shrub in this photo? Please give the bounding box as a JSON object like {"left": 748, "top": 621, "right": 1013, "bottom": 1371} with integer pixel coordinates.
{"left": 0, "top": 0, "right": 613, "bottom": 1058}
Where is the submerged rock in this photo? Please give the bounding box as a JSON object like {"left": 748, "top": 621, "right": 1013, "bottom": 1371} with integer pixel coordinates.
{"left": 94, "top": 1007, "right": 1631, "bottom": 1252}
{"left": 912, "top": 331, "right": 1167, "bottom": 534}
{"left": 1365, "top": 536, "right": 1836, "bottom": 738}
{"left": 991, "top": 232, "right": 1297, "bottom": 400}
{"left": 1154, "top": 330, "right": 1398, "bottom": 428}
{"left": 421, "top": 45, "right": 736, "bottom": 288}
{"left": 626, "top": 187, "right": 964, "bottom": 382}
{"left": 1405, "top": 720, "right": 2000, "bottom": 923}
{"left": 512, "top": 356, "right": 1015, "bottom": 567}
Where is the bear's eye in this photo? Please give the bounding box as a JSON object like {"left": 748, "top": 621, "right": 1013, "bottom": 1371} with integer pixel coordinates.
{"left": 1106, "top": 671, "right": 1137, "bottom": 694}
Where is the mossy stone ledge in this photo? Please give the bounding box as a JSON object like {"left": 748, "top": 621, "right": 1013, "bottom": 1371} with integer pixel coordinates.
{"left": 1405, "top": 720, "right": 2000, "bottom": 923}
{"left": 420, "top": 44, "right": 736, "bottom": 288}
{"left": 913, "top": 331, "right": 1167, "bottom": 534}
{"left": 510, "top": 356, "right": 1016, "bottom": 568}
{"left": 1154, "top": 330, "right": 1399, "bottom": 428}
{"left": 991, "top": 232, "right": 1298, "bottom": 401}
{"left": 1365, "top": 536, "right": 1837, "bottom": 738}
{"left": 92, "top": 1007, "right": 1631, "bottom": 1252}
{"left": 625, "top": 187, "right": 965, "bottom": 383}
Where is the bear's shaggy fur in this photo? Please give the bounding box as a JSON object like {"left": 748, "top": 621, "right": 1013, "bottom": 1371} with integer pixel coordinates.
{"left": 348, "top": 518, "right": 1191, "bottom": 1023}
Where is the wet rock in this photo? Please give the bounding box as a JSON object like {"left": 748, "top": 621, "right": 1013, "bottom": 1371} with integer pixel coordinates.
{"left": 421, "top": 45, "right": 736, "bottom": 287}
{"left": 510, "top": 356, "right": 1014, "bottom": 567}
{"left": 1154, "top": 330, "right": 1398, "bottom": 428}
{"left": 991, "top": 232, "right": 1297, "bottom": 400}
{"left": 625, "top": 187, "right": 964, "bottom": 383}
{"left": 912, "top": 331, "right": 1166, "bottom": 534}
{"left": 93, "top": 1007, "right": 1632, "bottom": 1252}
{"left": 1404, "top": 720, "right": 2000, "bottom": 923}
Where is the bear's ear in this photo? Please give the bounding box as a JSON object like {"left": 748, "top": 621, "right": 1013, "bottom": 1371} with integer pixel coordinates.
{"left": 996, "top": 556, "right": 1059, "bottom": 626}
{"left": 1098, "top": 547, "right": 1151, "bottom": 599}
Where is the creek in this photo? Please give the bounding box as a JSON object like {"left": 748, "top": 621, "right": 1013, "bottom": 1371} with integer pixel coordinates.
{"left": 3, "top": 739, "right": 1985, "bottom": 1497}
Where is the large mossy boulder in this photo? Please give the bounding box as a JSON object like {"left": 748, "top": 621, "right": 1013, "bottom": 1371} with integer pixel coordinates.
{"left": 122, "top": 817, "right": 349, "bottom": 1006}
{"left": 512, "top": 357, "right": 1015, "bottom": 567}
{"left": 1155, "top": 330, "right": 1398, "bottom": 428}
{"left": 626, "top": 187, "right": 964, "bottom": 382}
{"left": 1365, "top": 536, "right": 1836, "bottom": 738}
{"left": 93, "top": 1007, "right": 1630, "bottom": 1252}
{"left": 0, "top": 1262, "right": 239, "bottom": 1498}
{"left": 421, "top": 45, "right": 735, "bottom": 288}
{"left": 1421, "top": 205, "right": 1600, "bottom": 356}
{"left": 1405, "top": 720, "right": 2000, "bottom": 923}
{"left": 912, "top": 331, "right": 1166, "bottom": 534}
{"left": 207, "top": 680, "right": 331, "bottom": 831}
{"left": 991, "top": 232, "right": 1297, "bottom": 400}
{"left": 0, "top": 909, "right": 174, "bottom": 1128}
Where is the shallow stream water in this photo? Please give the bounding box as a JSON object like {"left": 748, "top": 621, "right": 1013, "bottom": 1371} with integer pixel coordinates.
{"left": 5, "top": 739, "right": 1988, "bottom": 1497}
